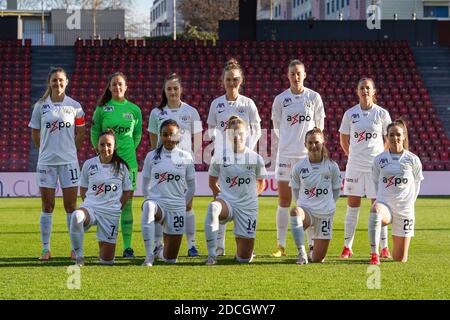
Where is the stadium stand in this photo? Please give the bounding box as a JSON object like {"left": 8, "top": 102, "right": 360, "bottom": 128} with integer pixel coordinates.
{"left": 1, "top": 39, "right": 449, "bottom": 172}
{"left": 0, "top": 39, "right": 31, "bottom": 172}
{"left": 70, "top": 39, "right": 450, "bottom": 172}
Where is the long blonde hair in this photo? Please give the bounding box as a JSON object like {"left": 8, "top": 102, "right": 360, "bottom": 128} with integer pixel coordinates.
{"left": 39, "top": 67, "right": 68, "bottom": 102}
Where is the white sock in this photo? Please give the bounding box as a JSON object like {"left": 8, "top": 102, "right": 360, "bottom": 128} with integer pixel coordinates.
{"left": 290, "top": 215, "right": 305, "bottom": 253}
{"left": 368, "top": 211, "right": 382, "bottom": 255}
{"left": 70, "top": 210, "right": 86, "bottom": 258}
{"left": 236, "top": 255, "right": 253, "bottom": 263}
{"left": 344, "top": 206, "right": 360, "bottom": 249}
{"left": 142, "top": 201, "right": 156, "bottom": 260}
{"left": 306, "top": 227, "right": 314, "bottom": 250}
{"left": 40, "top": 212, "right": 53, "bottom": 251}
{"left": 205, "top": 202, "right": 221, "bottom": 257}
{"left": 380, "top": 225, "right": 388, "bottom": 249}
{"left": 156, "top": 246, "right": 176, "bottom": 263}
{"left": 66, "top": 213, "right": 73, "bottom": 250}
{"left": 217, "top": 223, "right": 226, "bottom": 250}
{"left": 276, "top": 206, "right": 289, "bottom": 247}
{"left": 185, "top": 209, "right": 196, "bottom": 248}
{"left": 154, "top": 222, "right": 163, "bottom": 248}
{"left": 99, "top": 258, "right": 114, "bottom": 265}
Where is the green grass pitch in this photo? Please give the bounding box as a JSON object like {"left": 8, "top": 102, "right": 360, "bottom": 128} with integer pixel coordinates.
{"left": 0, "top": 196, "right": 449, "bottom": 300}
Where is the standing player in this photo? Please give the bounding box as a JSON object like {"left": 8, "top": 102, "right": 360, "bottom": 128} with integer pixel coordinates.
{"left": 70, "top": 129, "right": 132, "bottom": 266}
{"left": 204, "top": 116, "right": 267, "bottom": 265}
{"left": 91, "top": 72, "right": 142, "bottom": 258}
{"left": 148, "top": 73, "right": 202, "bottom": 257}
{"left": 339, "top": 77, "right": 392, "bottom": 259}
{"left": 271, "top": 60, "right": 325, "bottom": 258}
{"left": 207, "top": 58, "right": 262, "bottom": 256}
{"left": 141, "top": 119, "right": 196, "bottom": 266}
{"left": 29, "top": 67, "right": 85, "bottom": 261}
{"left": 290, "top": 128, "right": 341, "bottom": 264}
{"left": 369, "top": 119, "right": 423, "bottom": 265}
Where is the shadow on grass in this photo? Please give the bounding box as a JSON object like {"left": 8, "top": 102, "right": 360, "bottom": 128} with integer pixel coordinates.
{"left": 0, "top": 254, "right": 396, "bottom": 268}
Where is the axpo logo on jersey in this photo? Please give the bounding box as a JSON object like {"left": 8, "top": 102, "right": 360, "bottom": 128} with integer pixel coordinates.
{"left": 46, "top": 120, "right": 71, "bottom": 133}
{"left": 92, "top": 183, "right": 118, "bottom": 196}
{"left": 354, "top": 130, "right": 377, "bottom": 142}
{"left": 226, "top": 176, "right": 251, "bottom": 188}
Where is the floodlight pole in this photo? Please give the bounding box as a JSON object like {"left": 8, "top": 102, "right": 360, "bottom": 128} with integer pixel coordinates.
{"left": 173, "top": 0, "right": 176, "bottom": 40}
{"left": 41, "top": 0, "right": 45, "bottom": 45}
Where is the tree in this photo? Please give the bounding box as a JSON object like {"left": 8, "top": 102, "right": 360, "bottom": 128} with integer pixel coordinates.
{"left": 178, "top": 0, "right": 239, "bottom": 34}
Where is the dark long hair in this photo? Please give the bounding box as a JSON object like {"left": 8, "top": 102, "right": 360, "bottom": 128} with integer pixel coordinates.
{"left": 387, "top": 118, "right": 409, "bottom": 150}
{"left": 158, "top": 73, "right": 182, "bottom": 111}
{"left": 98, "top": 129, "right": 129, "bottom": 174}
{"left": 153, "top": 119, "right": 180, "bottom": 160}
{"left": 39, "top": 67, "right": 68, "bottom": 102}
{"left": 98, "top": 72, "right": 128, "bottom": 107}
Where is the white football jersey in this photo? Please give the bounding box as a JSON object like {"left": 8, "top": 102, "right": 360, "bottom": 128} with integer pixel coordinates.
{"left": 271, "top": 88, "right": 325, "bottom": 159}
{"left": 373, "top": 150, "right": 423, "bottom": 217}
{"left": 28, "top": 95, "right": 85, "bottom": 166}
{"left": 290, "top": 157, "right": 341, "bottom": 216}
{"left": 79, "top": 156, "right": 132, "bottom": 217}
{"left": 207, "top": 94, "right": 261, "bottom": 148}
{"left": 209, "top": 148, "right": 267, "bottom": 210}
{"left": 142, "top": 147, "right": 195, "bottom": 211}
{"left": 339, "top": 104, "right": 391, "bottom": 172}
{"left": 147, "top": 102, "right": 202, "bottom": 152}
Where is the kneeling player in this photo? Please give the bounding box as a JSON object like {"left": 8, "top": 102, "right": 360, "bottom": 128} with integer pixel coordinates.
{"left": 369, "top": 119, "right": 423, "bottom": 265}
{"left": 204, "top": 115, "right": 267, "bottom": 265}
{"left": 141, "top": 119, "right": 196, "bottom": 266}
{"left": 290, "top": 128, "right": 341, "bottom": 264}
{"left": 70, "top": 129, "right": 132, "bottom": 266}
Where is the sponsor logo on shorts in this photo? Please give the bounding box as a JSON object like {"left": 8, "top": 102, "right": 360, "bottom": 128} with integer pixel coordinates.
{"left": 226, "top": 176, "right": 251, "bottom": 188}
{"left": 383, "top": 176, "right": 408, "bottom": 188}
{"left": 278, "top": 163, "right": 291, "bottom": 168}
{"left": 345, "top": 178, "right": 358, "bottom": 183}
{"left": 38, "top": 169, "right": 47, "bottom": 174}
{"left": 354, "top": 130, "right": 377, "bottom": 142}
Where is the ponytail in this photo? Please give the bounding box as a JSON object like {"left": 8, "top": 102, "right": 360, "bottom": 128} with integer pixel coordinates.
{"left": 387, "top": 118, "right": 409, "bottom": 150}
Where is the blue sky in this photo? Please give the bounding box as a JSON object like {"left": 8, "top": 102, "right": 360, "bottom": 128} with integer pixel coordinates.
{"left": 134, "top": 0, "right": 152, "bottom": 15}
